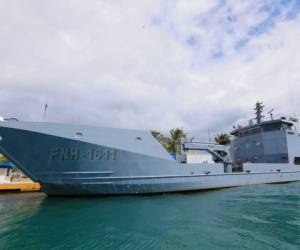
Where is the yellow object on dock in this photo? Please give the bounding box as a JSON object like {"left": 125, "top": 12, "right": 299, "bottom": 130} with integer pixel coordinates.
{"left": 0, "top": 182, "right": 41, "bottom": 192}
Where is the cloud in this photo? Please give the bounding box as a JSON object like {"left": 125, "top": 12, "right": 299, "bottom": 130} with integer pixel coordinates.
{"left": 0, "top": 0, "right": 300, "bottom": 138}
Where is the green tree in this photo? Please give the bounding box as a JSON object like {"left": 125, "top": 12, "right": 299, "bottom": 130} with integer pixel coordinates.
{"left": 151, "top": 128, "right": 186, "bottom": 154}
{"left": 215, "top": 133, "right": 230, "bottom": 145}
{"left": 151, "top": 130, "right": 170, "bottom": 149}
{"left": 0, "top": 153, "right": 9, "bottom": 162}
{"left": 166, "top": 128, "right": 187, "bottom": 154}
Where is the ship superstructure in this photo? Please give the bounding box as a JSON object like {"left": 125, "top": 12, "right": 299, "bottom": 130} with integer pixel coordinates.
{"left": 0, "top": 103, "right": 299, "bottom": 195}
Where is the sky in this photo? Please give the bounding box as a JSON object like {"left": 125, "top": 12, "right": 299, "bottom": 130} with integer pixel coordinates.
{"left": 0, "top": 0, "right": 300, "bottom": 138}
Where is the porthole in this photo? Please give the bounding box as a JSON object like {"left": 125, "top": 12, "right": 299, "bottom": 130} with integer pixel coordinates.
{"left": 75, "top": 132, "right": 83, "bottom": 139}
{"left": 136, "top": 136, "right": 142, "bottom": 141}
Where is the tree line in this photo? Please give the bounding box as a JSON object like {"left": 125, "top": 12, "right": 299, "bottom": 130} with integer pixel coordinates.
{"left": 151, "top": 128, "right": 230, "bottom": 154}
{"left": 0, "top": 153, "right": 9, "bottom": 162}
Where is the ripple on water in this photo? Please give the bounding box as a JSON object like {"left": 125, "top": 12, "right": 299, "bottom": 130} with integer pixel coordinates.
{"left": 0, "top": 182, "right": 299, "bottom": 250}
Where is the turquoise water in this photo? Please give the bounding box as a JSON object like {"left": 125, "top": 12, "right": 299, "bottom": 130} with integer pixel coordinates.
{"left": 0, "top": 183, "right": 299, "bottom": 250}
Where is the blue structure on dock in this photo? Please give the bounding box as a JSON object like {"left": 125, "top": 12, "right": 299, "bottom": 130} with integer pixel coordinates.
{"left": 0, "top": 162, "right": 14, "bottom": 168}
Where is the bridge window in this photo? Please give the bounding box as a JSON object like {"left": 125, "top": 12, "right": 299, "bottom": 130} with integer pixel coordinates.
{"left": 263, "top": 124, "right": 282, "bottom": 132}
{"left": 238, "top": 127, "right": 261, "bottom": 137}
{"left": 294, "top": 157, "right": 300, "bottom": 165}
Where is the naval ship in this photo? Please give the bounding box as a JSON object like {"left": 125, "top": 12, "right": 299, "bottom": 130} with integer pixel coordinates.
{"left": 0, "top": 103, "right": 299, "bottom": 195}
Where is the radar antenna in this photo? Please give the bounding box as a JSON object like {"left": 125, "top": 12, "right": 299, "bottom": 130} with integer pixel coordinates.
{"left": 254, "top": 102, "right": 264, "bottom": 123}
{"left": 267, "top": 109, "right": 274, "bottom": 120}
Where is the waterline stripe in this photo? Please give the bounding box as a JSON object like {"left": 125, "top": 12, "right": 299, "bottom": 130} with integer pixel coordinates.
{"left": 35, "top": 171, "right": 113, "bottom": 175}
{"left": 82, "top": 182, "right": 113, "bottom": 185}
{"left": 42, "top": 170, "right": 300, "bottom": 181}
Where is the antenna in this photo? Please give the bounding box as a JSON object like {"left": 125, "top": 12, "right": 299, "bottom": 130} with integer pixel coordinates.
{"left": 43, "top": 103, "right": 48, "bottom": 121}
{"left": 267, "top": 109, "right": 274, "bottom": 120}
{"left": 287, "top": 82, "right": 296, "bottom": 117}
{"left": 254, "top": 102, "right": 264, "bottom": 123}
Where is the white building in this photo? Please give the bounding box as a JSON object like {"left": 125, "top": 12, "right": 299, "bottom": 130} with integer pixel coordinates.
{"left": 186, "top": 150, "right": 214, "bottom": 164}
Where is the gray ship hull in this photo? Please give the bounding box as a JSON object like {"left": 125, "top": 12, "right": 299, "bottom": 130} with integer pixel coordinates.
{"left": 0, "top": 121, "right": 299, "bottom": 195}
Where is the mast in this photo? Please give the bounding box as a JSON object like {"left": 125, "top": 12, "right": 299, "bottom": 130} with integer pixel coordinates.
{"left": 254, "top": 101, "right": 264, "bottom": 123}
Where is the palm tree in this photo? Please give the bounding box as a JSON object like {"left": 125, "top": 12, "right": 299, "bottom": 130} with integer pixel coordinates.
{"left": 215, "top": 133, "right": 230, "bottom": 145}
{"left": 151, "top": 130, "right": 170, "bottom": 149}
{"left": 151, "top": 128, "right": 186, "bottom": 154}
{"left": 166, "top": 128, "right": 187, "bottom": 154}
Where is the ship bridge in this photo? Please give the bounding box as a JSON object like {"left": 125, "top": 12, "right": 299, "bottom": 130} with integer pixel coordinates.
{"left": 230, "top": 102, "right": 299, "bottom": 165}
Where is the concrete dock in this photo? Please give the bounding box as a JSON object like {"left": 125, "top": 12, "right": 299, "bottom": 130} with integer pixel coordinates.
{"left": 0, "top": 182, "right": 41, "bottom": 192}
